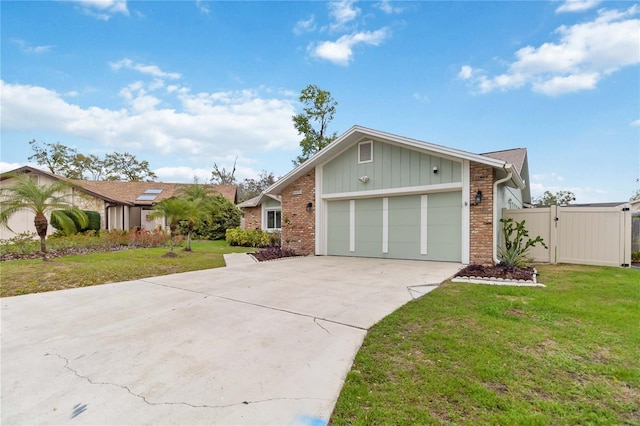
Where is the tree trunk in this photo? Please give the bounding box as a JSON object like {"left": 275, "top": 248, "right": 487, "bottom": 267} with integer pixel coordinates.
{"left": 169, "top": 222, "right": 177, "bottom": 253}
{"left": 34, "top": 213, "right": 48, "bottom": 260}
{"left": 185, "top": 221, "right": 194, "bottom": 251}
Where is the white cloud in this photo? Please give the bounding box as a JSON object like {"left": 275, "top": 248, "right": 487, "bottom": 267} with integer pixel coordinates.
{"left": 631, "top": 119, "right": 640, "bottom": 126}
{"left": 460, "top": 5, "right": 640, "bottom": 95}
{"left": 457, "top": 65, "right": 476, "bottom": 80}
{"left": 412, "top": 92, "right": 429, "bottom": 103}
{"left": 0, "top": 80, "right": 299, "bottom": 164}
{"left": 328, "top": 0, "right": 360, "bottom": 31}
{"left": 66, "top": 0, "right": 129, "bottom": 20}
{"left": 310, "top": 28, "right": 390, "bottom": 66}
{"left": 110, "top": 58, "right": 181, "bottom": 80}
{"left": 195, "top": 0, "right": 210, "bottom": 15}
{"left": 377, "top": 0, "right": 403, "bottom": 14}
{"left": 293, "top": 15, "right": 317, "bottom": 35}
{"left": 12, "top": 39, "right": 53, "bottom": 54}
{"left": 556, "top": 0, "right": 602, "bottom": 13}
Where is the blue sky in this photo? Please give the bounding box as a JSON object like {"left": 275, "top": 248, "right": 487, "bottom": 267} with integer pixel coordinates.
{"left": 1, "top": 0, "right": 638, "bottom": 203}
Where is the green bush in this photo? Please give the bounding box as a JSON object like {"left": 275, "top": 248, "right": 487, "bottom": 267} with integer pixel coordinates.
{"left": 225, "top": 228, "right": 273, "bottom": 248}
{"left": 178, "top": 196, "right": 241, "bottom": 240}
{"left": 85, "top": 211, "right": 101, "bottom": 232}
{"left": 50, "top": 210, "right": 99, "bottom": 234}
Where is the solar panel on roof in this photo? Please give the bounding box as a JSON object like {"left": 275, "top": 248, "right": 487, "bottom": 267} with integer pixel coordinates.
{"left": 144, "top": 189, "right": 163, "bottom": 194}
{"left": 136, "top": 195, "right": 158, "bottom": 201}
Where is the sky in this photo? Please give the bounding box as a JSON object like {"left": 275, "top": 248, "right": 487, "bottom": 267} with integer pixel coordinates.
{"left": 1, "top": 0, "right": 639, "bottom": 203}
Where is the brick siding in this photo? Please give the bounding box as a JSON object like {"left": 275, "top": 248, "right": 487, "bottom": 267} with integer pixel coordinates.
{"left": 281, "top": 170, "right": 315, "bottom": 255}
{"left": 243, "top": 206, "right": 262, "bottom": 230}
{"left": 469, "top": 162, "right": 495, "bottom": 265}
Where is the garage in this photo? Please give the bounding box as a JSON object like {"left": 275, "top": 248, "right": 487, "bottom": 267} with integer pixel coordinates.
{"left": 327, "top": 191, "right": 462, "bottom": 262}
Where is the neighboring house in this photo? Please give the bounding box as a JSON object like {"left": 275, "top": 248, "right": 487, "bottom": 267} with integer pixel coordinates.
{"left": 0, "top": 166, "right": 237, "bottom": 239}
{"left": 237, "top": 193, "right": 282, "bottom": 232}
{"left": 263, "top": 126, "right": 531, "bottom": 265}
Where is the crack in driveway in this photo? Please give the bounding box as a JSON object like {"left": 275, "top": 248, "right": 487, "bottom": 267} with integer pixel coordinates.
{"left": 141, "top": 280, "right": 368, "bottom": 331}
{"left": 45, "top": 353, "right": 327, "bottom": 409}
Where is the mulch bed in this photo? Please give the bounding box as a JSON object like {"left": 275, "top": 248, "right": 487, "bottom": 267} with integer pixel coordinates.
{"left": 455, "top": 263, "right": 535, "bottom": 281}
{"left": 251, "top": 246, "right": 298, "bottom": 262}
{"left": 0, "top": 246, "right": 128, "bottom": 261}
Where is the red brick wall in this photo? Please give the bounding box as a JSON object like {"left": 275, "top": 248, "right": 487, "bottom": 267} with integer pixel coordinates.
{"left": 470, "top": 162, "right": 495, "bottom": 265}
{"left": 281, "top": 170, "right": 315, "bottom": 255}
{"left": 243, "top": 206, "right": 261, "bottom": 230}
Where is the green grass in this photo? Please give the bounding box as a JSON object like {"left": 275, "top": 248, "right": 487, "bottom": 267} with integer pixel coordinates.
{"left": 330, "top": 264, "right": 640, "bottom": 425}
{"left": 0, "top": 240, "right": 253, "bottom": 297}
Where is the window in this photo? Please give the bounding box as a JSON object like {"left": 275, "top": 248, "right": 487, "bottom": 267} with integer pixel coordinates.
{"left": 359, "top": 141, "right": 373, "bottom": 163}
{"left": 266, "top": 209, "right": 282, "bottom": 230}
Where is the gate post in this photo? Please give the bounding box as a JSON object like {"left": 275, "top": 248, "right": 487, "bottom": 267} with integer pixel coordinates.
{"left": 549, "top": 205, "right": 558, "bottom": 264}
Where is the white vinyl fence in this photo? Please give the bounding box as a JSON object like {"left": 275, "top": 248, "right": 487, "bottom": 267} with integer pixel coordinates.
{"left": 503, "top": 205, "right": 633, "bottom": 267}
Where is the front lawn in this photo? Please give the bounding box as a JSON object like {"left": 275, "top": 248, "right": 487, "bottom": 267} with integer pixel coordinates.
{"left": 0, "top": 240, "right": 253, "bottom": 297}
{"left": 330, "top": 264, "right": 640, "bottom": 425}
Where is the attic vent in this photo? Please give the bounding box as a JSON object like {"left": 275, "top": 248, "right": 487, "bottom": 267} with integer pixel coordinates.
{"left": 136, "top": 188, "right": 163, "bottom": 201}
{"left": 359, "top": 141, "right": 373, "bottom": 163}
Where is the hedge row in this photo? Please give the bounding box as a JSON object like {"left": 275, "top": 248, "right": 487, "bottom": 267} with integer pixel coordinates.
{"left": 225, "top": 228, "right": 280, "bottom": 248}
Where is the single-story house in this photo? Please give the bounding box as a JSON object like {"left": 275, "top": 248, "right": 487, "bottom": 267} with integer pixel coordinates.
{"left": 0, "top": 166, "right": 237, "bottom": 239}
{"left": 248, "top": 126, "right": 531, "bottom": 265}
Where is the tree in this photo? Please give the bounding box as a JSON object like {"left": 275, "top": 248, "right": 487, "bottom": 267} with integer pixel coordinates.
{"left": 28, "top": 140, "right": 156, "bottom": 181}
{"left": 292, "top": 84, "right": 338, "bottom": 166}
{"left": 210, "top": 159, "right": 237, "bottom": 185}
{"left": 28, "top": 140, "right": 77, "bottom": 177}
{"left": 532, "top": 190, "right": 576, "bottom": 207}
{"left": 238, "top": 171, "right": 277, "bottom": 201}
{"left": 103, "top": 152, "right": 157, "bottom": 182}
{"left": 0, "top": 174, "right": 88, "bottom": 259}
{"left": 149, "top": 197, "right": 190, "bottom": 257}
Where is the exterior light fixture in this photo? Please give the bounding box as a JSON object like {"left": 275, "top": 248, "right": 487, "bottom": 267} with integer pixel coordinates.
{"left": 473, "top": 190, "right": 483, "bottom": 206}
{"left": 359, "top": 176, "right": 370, "bottom": 183}
{"left": 433, "top": 166, "right": 438, "bottom": 174}
{"left": 306, "top": 202, "right": 313, "bottom": 212}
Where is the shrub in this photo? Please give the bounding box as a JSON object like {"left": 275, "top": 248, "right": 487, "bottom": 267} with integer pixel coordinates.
{"left": 225, "top": 227, "right": 272, "bottom": 248}
{"left": 85, "top": 211, "right": 101, "bottom": 232}
{"left": 498, "top": 218, "right": 547, "bottom": 268}
{"left": 50, "top": 210, "right": 100, "bottom": 234}
{"left": 0, "top": 232, "right": 39, "bottom": 255}
{"left": 180, "top": 196, "right": 242, "bottom": 241}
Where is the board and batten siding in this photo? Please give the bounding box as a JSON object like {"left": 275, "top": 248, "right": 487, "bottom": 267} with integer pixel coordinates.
{"left": 322, "top": 140, "right": 462, "bottom": 195}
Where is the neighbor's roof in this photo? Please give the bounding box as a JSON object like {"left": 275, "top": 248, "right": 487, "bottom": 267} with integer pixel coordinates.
{"left": 266, "top": 125, "right": 525, "bottom": 195}
{"left": 482, "top": 148, "right": 527, "bottom": 175}
{"left": 1, "top": 166, "right": 237, "bottom": 205}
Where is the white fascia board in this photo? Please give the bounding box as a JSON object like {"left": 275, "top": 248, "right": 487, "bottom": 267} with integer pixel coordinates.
{"left": 321, "top": 182, "right": 463, "bottom": 201}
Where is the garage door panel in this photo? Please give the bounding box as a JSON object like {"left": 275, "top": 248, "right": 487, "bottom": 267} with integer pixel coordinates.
{"left": 327, "top": 200, "right": 350, "bottom": 256}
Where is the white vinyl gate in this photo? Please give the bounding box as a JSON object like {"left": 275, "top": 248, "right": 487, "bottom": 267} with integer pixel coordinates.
{"left": 503, "top": 205, "right": 632, "bottom": 267}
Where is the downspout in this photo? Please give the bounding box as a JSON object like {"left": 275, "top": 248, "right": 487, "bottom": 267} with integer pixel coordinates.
{"left": 493, "top": 166, "right": 513, "bottom": 264}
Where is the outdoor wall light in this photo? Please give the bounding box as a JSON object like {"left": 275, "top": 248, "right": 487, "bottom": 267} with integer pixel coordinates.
{"left": 473, "top": 190, "right": 483, "bottom": 206}
{"left": 433, "top": 166, "right": 439, "bottom": 174}
{"left": 306, "top": 202, "right": 313, "bottom": 212}
{"left": 359, "top": 176, "right": 370, "bottom": 183}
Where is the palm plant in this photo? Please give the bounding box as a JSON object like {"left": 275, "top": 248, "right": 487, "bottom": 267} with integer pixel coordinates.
{"left": 179, "top": 184, "right": 222, "bottom": 250}
{"left": 181, "top": 198, "right": 210, "bottom": 251}
{"left": 0, "top": 174, "right": 88, "bottom": 259}
{"left": 149, "top": 197, "right": 191, "bottom": 256}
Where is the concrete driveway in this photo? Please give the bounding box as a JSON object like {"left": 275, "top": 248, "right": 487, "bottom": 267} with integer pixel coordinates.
{"left": 1, "top": 255, "right": 460, "bottom": 425}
